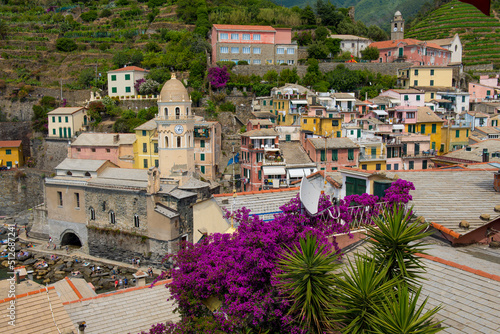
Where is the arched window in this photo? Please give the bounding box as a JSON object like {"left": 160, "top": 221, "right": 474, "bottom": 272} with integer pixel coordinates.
{"left": 102, "top": 201, "right": 106, "bottom": 212}
{"left": 84, "top": 172, "right": 91, "bottom": 177}
{"left": 186, "top": 107, "right": 189, "bottom": 115}
{"left": 109, "top": 211, "right": 116, "bottom": 224}
{"left": 134, "top": 214, "right": 140, "bottom": 228}
{"left": 175, "top": 107, "right": 180, "bottom": 119}
{"left": 90, "top": 207, "right": 95, "bottom": 220}
{"left": 165, "top": 136, "right": 169, "bottom": 148}
{"left": 66, "top": 171, "right": 72, "bottom": 176}
{"left": 177, "top": 136, "right": 181, "bottom": 148}
{"left": 164, "top": 107, "right": 168, "bottom": 116}
{"left": 188, "top": 135, "right": 191, "bottom": 147}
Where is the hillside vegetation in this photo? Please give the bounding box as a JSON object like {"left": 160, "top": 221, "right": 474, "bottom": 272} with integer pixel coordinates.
{"left": 278, "top": 0, "right": 429, "bottom": 28}
{"left": 406, "top": 0, "right": 500, "bottom": 67}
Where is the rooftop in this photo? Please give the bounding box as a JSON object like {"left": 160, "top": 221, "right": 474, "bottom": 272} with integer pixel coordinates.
{"left": 0, "top": 140, "right": 22, "bottom": 148}
{"left": 87, "top": 167, "right": 149, "bottom": 189}
{"left": 248, "top": 119, "right": 274, "bottom": 126}
{"left": 308, "top": 137, "right": 359, "bottom": 150}
{"left": 252, "top": 111, "right": 278, "bottom": 119}
{"left": 442, "top": 139, "right": 500, "bottom": 163}
{"left": 213, "top": 188, "right": 300, "bottom": 223}
{"left": 108, "top": 66, "right": 148, "bottom": 72}
{"left": 48, "top": 107, "right": 85, "bottom": 115}
{"left": 213, "top": 24, "right": 276, "bottom": 32}
{"left": 331, "top": 93, "right": 356, "bottom": 100}
{"left": 416, "top": 106, "right": 444, "bottom": 123}
{"left": 279, "top": 141, "right": 314, "bottom": 166}
{"left": 72, "top": 133, "right": 136, "bottom": 147}
{"left": 370, "top": 38, "right": 447, "bottom": 51}
{"left": 387, "top": 88, "right": 423, "bottom": 94}
{"left": 56, "top": 158, "right": 110, "bottom": 172}
{"left": 385, "top": 168, "right": 500, "bottom": 232}
{"left": 241, "top": 128, "right": 278, "bottom": 137}
{"left": 0, "top": 286, "right": 76, "bottom": 334}
{"left": 63, "top": 280, "right": 180, "bottom": 334}
{"left": 329, "top": 34, "right": 370, "bottom": 40}
{"left": 467, "top": 111, "right": 490, "bottom": 118}
{"left": 134, "top": 119, "right": 157, "bottom": 131}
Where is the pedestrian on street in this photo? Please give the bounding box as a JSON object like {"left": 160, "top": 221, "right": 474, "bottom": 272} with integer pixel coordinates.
{"left": 114, "top": 280, "right": 118, "bottom": 290}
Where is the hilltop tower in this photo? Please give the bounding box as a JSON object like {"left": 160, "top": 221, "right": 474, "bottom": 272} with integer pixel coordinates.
{"left": 156, "top": 73, "right": 195, "bottom": 185}
{"left": 391, "top": 11, "right": 405, "bottom": 40}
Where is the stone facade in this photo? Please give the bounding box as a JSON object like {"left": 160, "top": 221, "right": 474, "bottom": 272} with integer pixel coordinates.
{"left": 48, "top": 218, "right": 89, "bottom": 253}
{"left": 0, "top": 169, "right": 45, "bottom": 216}
{"left": 231, "top": 62, "right": 414, "bottom": 78}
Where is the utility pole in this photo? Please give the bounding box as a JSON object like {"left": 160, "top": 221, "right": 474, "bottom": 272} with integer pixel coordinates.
{"left": 60, "top": 79, "right": 63, "bottom": 100}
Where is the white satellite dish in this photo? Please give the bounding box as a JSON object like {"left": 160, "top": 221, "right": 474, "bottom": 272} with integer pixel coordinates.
{"left": 300, "top": 177, "right": 321, "bottom": 215}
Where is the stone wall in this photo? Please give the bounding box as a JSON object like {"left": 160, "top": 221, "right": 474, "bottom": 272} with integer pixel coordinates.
{"left": 0, "top": 169, "right": 45, "bottom": 216}
{"left": 0, "top": 86, "right": 90, "bottom": 121}
{"left": 48, "top": 218, "right": 89, "bottom": 253}
{"left": 31, "top": 137, "right": 70, "bottom": 172}
{"left": 87, "top": 227, "right": 167, "bottom": 268}
{"left": 464, "top": 64, "right": 494, "bottom": 72}
{"left": 0, "top": 121, "right": 32, "bottom": 158}
{"left": 111, "top": 99, "right": 157, "bottom": 111}
{"left": 231, "top": 62, "right": 413, "bottom": 77}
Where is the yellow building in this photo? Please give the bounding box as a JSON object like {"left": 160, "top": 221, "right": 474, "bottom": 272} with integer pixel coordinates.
{"left": 301, "top": 116, "right": 343, "bottom": 137}
{"left": 441, "top": 123, "right": 471, "bottom": 153}
{"left": 48, "top": 107, "right": 88, "bottom": 138}
{"left": 414, "top": 107, "right": 444, "bottom": 152}
{"left": 398, "top": 66, "right": 453, "bottom": 102}
{"left": 133, "top": 119, "right": 159, "bottom": 169}
{"left": 0, "top": 140, "right": 24, "bottom": 168}
{"left": 358, "top": 141, "right": 386, "bottom": 171}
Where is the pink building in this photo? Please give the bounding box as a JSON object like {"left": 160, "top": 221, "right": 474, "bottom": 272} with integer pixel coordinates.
{"left": 369, "top": 39, "right": 451, "bottom": 66}
{"left": 386, "top": 133, "right": 434, "bottom": 171}
{"left": 379, "top": 89, "right": 425, "bottom": 107}
{"left": 69, "top": 133, "right": 136, "bottom": 168}
{"left": 303, "top": 137, "right": 360, "bottom": 171}
{"left": 246, "top": 119, "right": 275, "bottom": 131}
{"left": 210, "top": 24, "right": 298, "bottom": 65}
{"left": 468, "top": 82, "right": 500, "bottom": 102}
{"left": 240, "top": 128, "right": 283, "bottom": 192}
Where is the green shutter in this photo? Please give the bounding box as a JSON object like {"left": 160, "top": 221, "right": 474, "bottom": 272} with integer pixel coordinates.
{"left": 336, "top": 131, "right": 341, "bottom": 137}
{"left": 112, "top": 87, "right": 117, "bottom": 93}
{"left": 456, "top": 130, "right": 460, "bottom": 138}
{"left": 332, "top": 149, "right": 338, "bottom": 161}
{"left": 346, "top": 177, "right": 366, "bottom": 196}
{"left": 348, "top": 149, "right": 354, "bottom": 160}
{"left": 421, "top": 124, "right": 426, "bottom": 134}
{"left": 432, "top": 124, "right": 436, "bottom": 133}
{"left": 125, "top": 87, "right": 131, "bottom": 93}
{"left": 201, "top": 166, "right": 205, "bottom": 174}
{"left": 201, "top": 153, "right": 205, "bottom": 161}
{"left": 320, "top": 149, "right": 326, "bottom": 161}
{"left": 125, "top": 74, "right": 131, "bottom": 80}
{"left": 200, "top": 140, "right": 205, "bottom": 148}
{"left": 258, "top": 170, "right": 261, "bottom": 180}
{"left": 111, "top": 75, "right": 116, "bottom": 81}
{"left": 285, "top": 135, "right": 291, "bottom": 142}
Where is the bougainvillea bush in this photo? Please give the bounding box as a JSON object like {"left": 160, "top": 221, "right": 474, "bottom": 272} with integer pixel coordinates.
{"left": 151, "top": 179, "right": 414, "bottom": 333}
{"left": 207, "top": 66, "right": 230, "bottom": 89}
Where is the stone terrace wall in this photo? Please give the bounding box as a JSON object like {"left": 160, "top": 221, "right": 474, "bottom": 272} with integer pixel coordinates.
{"left": 0, "top": 169, "right": 45, "bottom": 216}
{"left": 31, "top": 138, "right": 69, "bottom": 172}
{"left": 0, "top": 121, "right": 32, "bottom": 158}
{"left": 231, "top": 62, "right": 413, "bottom": 77}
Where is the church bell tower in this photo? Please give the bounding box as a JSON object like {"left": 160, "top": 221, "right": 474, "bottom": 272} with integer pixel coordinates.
{"left": 391, "top": 11, "right": 405, "bottom": 40}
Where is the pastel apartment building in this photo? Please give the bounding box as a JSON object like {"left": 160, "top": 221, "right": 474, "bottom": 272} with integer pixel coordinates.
{"left": 386, "top": 133, "right": 433, "bottom": 170}
{"left": 303, "top": 137, "right": 360, "bottom": 172}
{"left": 379, "top": 89, "right": 425, "bottom": 107}
{"left": 397, "top": 66, "right": 453, "bottom": 101}
{"left": 0, "top": 140, "right": 24, "bottom": 168}
{"left": 210, "top": 24, "right": 297, "bottom": 65}
{"left": 370, "top": 39, "right": 451, "bottom": 66}
{"left": 329, "top": 34, "right": 372, "bottom": 58}
{"left": 69, "top": 133, "right": 136, "bottom": 169}
{"left": 107, "top": 66, "right": 149, "bottom": 98}
{"left": 48, "top": 107, "right": 88, "bottom": 139}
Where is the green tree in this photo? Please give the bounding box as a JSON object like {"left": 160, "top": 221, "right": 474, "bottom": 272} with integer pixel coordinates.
{"left": 177, "top": 0, "right": 199, "bottom": 24}
{"left": 308, "top": 41, "right": 330, "bottom": 59}
{"left": 301, "top": 5, "right": 316, "bottom": 25}
{"left": 263, "top": 70, "right": 278, "bottom": 83}
{"left": 78, "top": 68, "right": 95, "bottom": 88}
{"left": 365, "top": 205, "right": 432, "bottom": 288}
{"left": 99, "top": 9, "right": 112, "bottom": 18}
{"left": 277, "top": 235, "right": 340, "bottom": 334}
{"left": 325, "top": 38, "right": 341, "bottom": 58}
{"left": 314, "top": 26, "right": 329, "bottom": 41}
{"left": 302, "top": 59, "right": 323, "bottom": 87}
{"left": 361, "top": 46, "right": 380, "bottom": 61}
{"left": 367, "top": 25, "right": 388, "bottom": 41}
{"left": 194, "top": 4, "right": 211, "bottom": 37}
{"left": 80, "top": 10, "right": 98, "bottom": 22}
{"left": 138, "top": 106, "right": 157, "bottom": 120}
{"left": 145, "top": 41, "right": 162, "bottom": 53}
{"left": 293, "top": 31, "right": 312, "bottom": 46}
{"left": 279, "top": 68, "right": 299, "bottom": 85}
{"left": 56, "top": 38, "right": 77, "bottom": 52}
{"left": 369, "top": 285, "right": 443, "bottom": 334}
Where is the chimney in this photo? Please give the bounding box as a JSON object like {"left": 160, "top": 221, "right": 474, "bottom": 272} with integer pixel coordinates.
{"left": 113, "top": 134, "right": 119, "bottom": 143}
{"left": 483, "top": 148, "right": 489, "bottom": 163}
{"left": 494, "top": 172, "right": 500, "bottom": 192}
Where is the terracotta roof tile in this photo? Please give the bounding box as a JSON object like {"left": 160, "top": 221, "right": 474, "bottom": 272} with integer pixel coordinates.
{"left": 370, "top": 38, "right": 448, "bottom": 51}
{"left": 108, "top": 66, "right": 148, "bottom": 72}
{"left": 0, "top": 140, "right": 22, "bottom": 148}
{"left": 213, "top": 24, "right": 276, "bottom": 31}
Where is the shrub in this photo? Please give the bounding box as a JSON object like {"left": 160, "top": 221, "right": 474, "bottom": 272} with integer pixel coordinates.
{"left": 237, "top": 60, "right": 248, "bottom": 65}
{"left": 99, "top": 9, "right": 112, "bottom": 18}
{"left": 80, "top": 10, "right": 98, "bottom": 22}
{"left": 219, "top": 101, "right": 235, "bottom": 112}
{"left": 55, "top": 38, "right": 77, "bottom": 52}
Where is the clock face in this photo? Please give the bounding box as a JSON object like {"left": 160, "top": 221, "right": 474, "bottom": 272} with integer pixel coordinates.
{"left": 393, "top": 27, "right": 398, "bottom": 32}
{"left": 174, "top": 124, "right": 184, "bottom": 134}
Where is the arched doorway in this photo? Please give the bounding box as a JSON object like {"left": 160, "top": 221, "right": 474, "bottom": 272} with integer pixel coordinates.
{"left": 60, "top": 232, "right": 82, "bottom": 247}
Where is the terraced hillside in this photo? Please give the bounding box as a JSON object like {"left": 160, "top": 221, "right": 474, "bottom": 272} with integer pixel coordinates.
{"left": 0, "top": 1, "right": 192, "bottom": 87}
{"left": 405, "top": 0, "right": 500, "bottom": 67}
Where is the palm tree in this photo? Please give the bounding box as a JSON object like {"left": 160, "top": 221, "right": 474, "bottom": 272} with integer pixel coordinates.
{"left": 369, "top": 284, "right": 444, "bottom": 334}
{"left": 365, "top": 204, "right": 432, "bottom": 288}
{"left": 332, "top": 255, "right": 398, "bottom": 334}
{"left": 276, "top": 234, "right": 340, "bottom": 334}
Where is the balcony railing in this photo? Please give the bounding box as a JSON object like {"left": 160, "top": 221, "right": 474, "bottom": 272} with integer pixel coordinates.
{"left": 359, "top": 154, "right": 386, "bottom": 161}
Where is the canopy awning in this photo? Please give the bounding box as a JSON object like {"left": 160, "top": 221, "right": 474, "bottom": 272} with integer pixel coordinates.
{"left": 288, "top": 169, "right": 305, "bottom": 178}
{"left": 373, "top": 110, "right": 388, "bottom": 116}
{"left": 263, "top": 166, "right": 286, "bottom": 176}
{"left": 392, "top": 124, "right": 405, "bottom": 130}
{"left": 304, "top": 168, "right": 317, "bottom": 176}
{"left": 290, "top": 100, "right": 308, "bottom": 104}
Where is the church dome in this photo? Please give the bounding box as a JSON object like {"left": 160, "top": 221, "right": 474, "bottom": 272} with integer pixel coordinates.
{"left": 159, "top": 73, "right": 190, "bottom": 102}
{"left": 395, "top": 10, "right": 402, "bottom": 16}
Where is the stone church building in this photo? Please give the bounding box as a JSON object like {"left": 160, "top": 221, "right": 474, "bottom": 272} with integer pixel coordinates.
{"left": 33, "top": 75, "right": 219, "bottom": 266}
